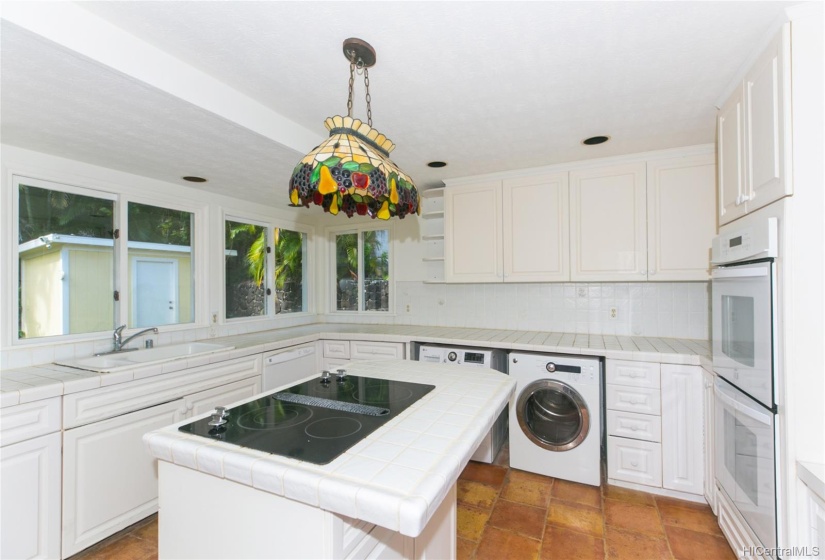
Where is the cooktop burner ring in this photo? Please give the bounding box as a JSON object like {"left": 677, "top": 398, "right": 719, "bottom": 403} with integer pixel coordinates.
{"left": 304, "top": 417, "right": 362, "bottom": 439}
{"left": 237, "top": 403, "right": 313, "bottom": 430}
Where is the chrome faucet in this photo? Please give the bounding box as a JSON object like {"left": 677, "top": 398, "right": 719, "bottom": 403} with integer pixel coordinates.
{"left": 111, "top": 325, "right": 159, "bottom": 353}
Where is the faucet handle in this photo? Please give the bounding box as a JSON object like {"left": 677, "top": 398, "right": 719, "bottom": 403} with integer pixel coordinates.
{"left": 114, "top": 324, "right": 126, "bottom": 337}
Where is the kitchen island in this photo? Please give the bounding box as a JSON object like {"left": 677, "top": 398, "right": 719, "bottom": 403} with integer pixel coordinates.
{"left": 144, "top": 359, "right": 515, "bottom": 559}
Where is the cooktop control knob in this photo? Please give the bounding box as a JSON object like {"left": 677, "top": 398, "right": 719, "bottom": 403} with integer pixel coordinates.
{"left": 208, "top": 406, "right": 229, "bottom": 427}
{"left": 545, "top": 362, "right": 556, "bottom": 373}
{"left": 320, "top": 370, "right": 331, "bottom": 384}
{"left": 447, "top": 351, "right": 458, "bottom": 362}
{"left": 336, "top": 368, "right": 347, "bottom": 381}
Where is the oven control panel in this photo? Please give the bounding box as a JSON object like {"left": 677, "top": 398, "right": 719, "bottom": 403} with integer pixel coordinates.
{"left": 712, "top": 217, "right": 777, "bottom": 265}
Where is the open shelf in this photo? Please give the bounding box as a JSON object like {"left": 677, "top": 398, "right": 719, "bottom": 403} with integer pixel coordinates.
{"left": 422, "top": 210, "right": 445, "bottom": 219}
{"left": 422, "top": 234, "right": 444, "bottom": 241}
{"left": 422, "top": 257, "right": 445, "bottom": 262}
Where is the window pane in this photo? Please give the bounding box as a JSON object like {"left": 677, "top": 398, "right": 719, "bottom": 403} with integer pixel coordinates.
{"left": 18, "top": 183, "right": 114, "bottom": 338}
{"left": 274, "top": 228, "right": 306, "bottom": 314}
{"left": 127, "top": 202, "right": 194, "bottom": 328}
{"left": 225, "top": 220, "right": 267, "bottom": 319}
{"left": 335, "top": 233, "right": 358, "bottom": 311}
{"left": 363, "top": 230, "right": 389, "bottom": 311}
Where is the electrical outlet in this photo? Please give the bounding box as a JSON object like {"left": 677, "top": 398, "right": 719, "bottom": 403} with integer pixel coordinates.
{"left": 609, "top": 307, "right": 618, "bottom": 319}
{"left": 578, "top": 287, "right": 587, "bottom": 297}
{"left": 405, "top": 304, "right": 411, "bottom": 313}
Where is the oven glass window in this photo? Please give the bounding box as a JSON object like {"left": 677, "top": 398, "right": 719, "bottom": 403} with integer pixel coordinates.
{"left": 721, "top": 295, "right": 755, "bottom": 367}
{"left": 524, "top": 389, "right": 583, "bottom": 446}
{"left": 725, "top": 409, "right": 762, "bottom": 505}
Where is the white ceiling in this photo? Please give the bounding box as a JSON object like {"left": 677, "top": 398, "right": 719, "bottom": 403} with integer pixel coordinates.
{"left": 0, "top": 1, "right": 800, "bottom": 207}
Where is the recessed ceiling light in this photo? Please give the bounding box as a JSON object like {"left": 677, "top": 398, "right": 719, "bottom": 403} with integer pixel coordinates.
{"left": 427, "top": 161, "right": 447, "bottom": 168}
{"left": 582, "top": 136, "right": 610, "bottom": 146}
{"left": 182, "top": 176, "right": 207, "bottom": 183}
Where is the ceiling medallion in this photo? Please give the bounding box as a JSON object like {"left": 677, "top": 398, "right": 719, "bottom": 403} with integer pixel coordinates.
{"left": 288, "top": 38, "right": 419, "bottom": 220}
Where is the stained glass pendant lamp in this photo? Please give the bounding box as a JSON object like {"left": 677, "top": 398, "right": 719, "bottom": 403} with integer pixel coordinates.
{"left": 289, "top": 38, "right": 420, "bottom": 220}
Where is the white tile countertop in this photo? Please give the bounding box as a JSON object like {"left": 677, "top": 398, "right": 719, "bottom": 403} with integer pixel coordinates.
{"left": 0, "top": 323, "right": 711, "bottom": 408}
{"left": 143, "top": 359, "right": 516, "bottom": 537}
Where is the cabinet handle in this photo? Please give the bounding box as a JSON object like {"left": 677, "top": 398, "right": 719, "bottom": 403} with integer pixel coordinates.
{"left": 631, "top": 461, "right": 639, "bottom": 467}
{"left": 649, "top": 270, "right": 656, "bottom": 276}
{"left": 640, "top": 270, "right": 647, "bottom": 275}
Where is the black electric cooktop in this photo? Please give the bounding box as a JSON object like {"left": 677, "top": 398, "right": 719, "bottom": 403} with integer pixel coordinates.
{"left": 179, "top": 374, "right": 435, "bottom": 465}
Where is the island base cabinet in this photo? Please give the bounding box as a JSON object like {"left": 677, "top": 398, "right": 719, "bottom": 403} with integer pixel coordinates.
{"left": 62, "top": 399, "right": 186, "bottom": 558}
{"left": 158, "top": 462, "right": 457, "bottom": 559}
{"left": 1, "top": 432, "right": 61, "bottom": 560}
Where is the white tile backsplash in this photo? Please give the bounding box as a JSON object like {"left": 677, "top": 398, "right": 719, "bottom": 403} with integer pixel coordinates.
{"left": 359, "top": 280, "right": 709, "bottom": 339}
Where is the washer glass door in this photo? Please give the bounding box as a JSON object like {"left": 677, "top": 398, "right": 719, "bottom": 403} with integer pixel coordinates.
{"left": 517, "top": 379, "right": 589, "bottom": 451}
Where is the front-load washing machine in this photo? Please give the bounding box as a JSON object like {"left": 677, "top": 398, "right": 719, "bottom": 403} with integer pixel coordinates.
{"left": 509, "top": 351, "right": 602, "bottom": 486}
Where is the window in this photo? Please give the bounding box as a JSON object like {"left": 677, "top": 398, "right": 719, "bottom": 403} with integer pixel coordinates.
{"left": 127, "top": 202, "right": 194, "bottom": 328}
{"left": 334, "top": 229, "right": 390, "bottom": 312}
{"left": 274, "top": 228, "right": 307, "bottom": 314}
{"left": 225, "top": 219, "right": 268, "bottom": 319}
{"left": 17, "top": 181, "right": 114, "bottom": 338}
{"left": 14, "top": 177, "right": 200, "bottom": 341}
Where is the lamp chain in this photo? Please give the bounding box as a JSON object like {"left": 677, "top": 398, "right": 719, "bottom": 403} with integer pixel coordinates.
{"left": 345, "top": 53, "right": 372, "bottom": 126}
{"left": 347, "top": 61, "right": 355, "bottom": 118}
{"left": 364, "top": 67, "right": 372, "bottom": 127}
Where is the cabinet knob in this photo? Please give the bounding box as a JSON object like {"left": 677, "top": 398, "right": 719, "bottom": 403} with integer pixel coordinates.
{"left": 631, "top": 461, "right": 639, "bottom": 467}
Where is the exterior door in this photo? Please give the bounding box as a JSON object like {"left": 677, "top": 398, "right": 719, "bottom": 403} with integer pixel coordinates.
{"left": 132, "top": 257, "right": 178, "bottom": 327}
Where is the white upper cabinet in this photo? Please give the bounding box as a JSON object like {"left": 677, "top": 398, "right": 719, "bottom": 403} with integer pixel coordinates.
{"left": 718, "top": 24, "right": 792, "bottom": 225}
{"left": 502, "top": 173, "right": 570, "bottom": 282}
{"left": 444, "top": 181, "right": 502, "bottom": 283}
{"left": 718, "top": 87, "right": 748, "bottom": 224}
{"left": 570, "top": 163, "right": 647, "bottom": 281}
{"left": 646, "top": 154, "right": 717, "bottom": 281}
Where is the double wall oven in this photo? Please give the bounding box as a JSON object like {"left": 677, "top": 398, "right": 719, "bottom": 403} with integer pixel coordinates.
{"left": 711, "top": 216, "right": 779, "bottom": 552}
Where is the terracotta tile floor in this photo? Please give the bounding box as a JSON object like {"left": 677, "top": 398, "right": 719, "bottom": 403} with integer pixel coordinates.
{"left": 69, "top": 448, "right": 735, "bottom": 560}
{"left": 458, "top": 447, "right": 736, "bottom": 560}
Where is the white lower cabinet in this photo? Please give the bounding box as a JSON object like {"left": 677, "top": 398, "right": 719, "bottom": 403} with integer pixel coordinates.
{"left": 661, "top": 365, "right": 704, "bottom": 495}
{"left": 607, "top": 360, "right": 705, "bottom": 501}
{"left": 61, "top": 369, "right": 261, "bottom": 558}
{"left": 62, "top": 398, "right": 186, "bottom": 558}
{"left": 320, "top": 340, "right": 405, "bottom": 371}
{"left": 1, "top": 432, "right": 61, "bottom": 560}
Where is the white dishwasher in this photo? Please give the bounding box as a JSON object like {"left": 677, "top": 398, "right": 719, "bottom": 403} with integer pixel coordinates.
{"left": 262, "top": 343, "right": 317, "bottom": 391}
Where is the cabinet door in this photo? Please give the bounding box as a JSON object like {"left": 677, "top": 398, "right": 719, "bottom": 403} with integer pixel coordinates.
{"left": 502, "top": 172, "right": 569, "bottom": 282}
{"left": 184, "top": 377, "right": 262, "bottom": 418}
{"left": 349, "top": 341, "right": 405, "bottom": 361}
{"left": 1, "top": 432, "right": 61, "bottom": 560}
{"left": 62, "top": 398, "right": 186, "bottom": 558}
{"left": 647, "top": 154, "right": 717, "bottom": 281}
{"left": 570, "top": 163, "right": 647, "bottom": 281}
{"left": 718, "top": 86, "right": 747, "bottom": 226}
{"left": 661, "top": 365, "right": 704, "bottom": 496}
{"left": 745, "top": 25, "right": 791, "bottom": 213}
{"left": 444, "top": 181, "right": 502, "bottom": 283}
{"left": 702, "top": 368, "right": 717, "bottom": 513}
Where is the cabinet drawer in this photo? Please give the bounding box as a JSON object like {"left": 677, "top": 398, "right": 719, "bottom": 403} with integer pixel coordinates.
{"left": 606, "top": 384, "right": 661, "bottom": 415}
{"left": 607, "top": 360, "right": 661, "bottom": 388}
{"left": 350, "top": 341, "right": 404, "bottom": 361}
{"left": 322, "top": 340, "right": 350, "bottom": 359}
{"left": 0, "top": 397, "right": 61, "bottom": 447}
{"left": 63, "top": 355, "right": 261, "bottom": 428}
{"left": 607, "top": 436, "right": 662, "bottom": 487}
{"left": 607, "top": 410, "right": 662, "bottom": 442}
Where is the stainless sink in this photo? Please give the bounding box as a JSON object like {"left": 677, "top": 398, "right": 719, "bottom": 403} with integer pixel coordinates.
{"left": 56, "top": 342, "right": 235, "bottom": 372}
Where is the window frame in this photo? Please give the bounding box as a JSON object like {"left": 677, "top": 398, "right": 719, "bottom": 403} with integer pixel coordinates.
{"left": 327, "top": 222, "right": 394, "bottom": 314}
{"left": 9, "top": 175, "right": 207, "bottom": 347}
{"left": 221, "top": 212, "right": 315, "bottom": 322}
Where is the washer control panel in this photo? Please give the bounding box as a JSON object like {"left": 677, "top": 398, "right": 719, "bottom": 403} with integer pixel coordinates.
{"left": 511, "top": 352, "right": 600, "bottom": 385}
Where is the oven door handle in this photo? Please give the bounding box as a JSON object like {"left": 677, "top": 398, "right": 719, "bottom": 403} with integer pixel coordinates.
{"left": 715, "top": 385, "right": 773, "bottom": 426}
{"left": 712, "top": 267, "right": 769, "bottom": 280}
